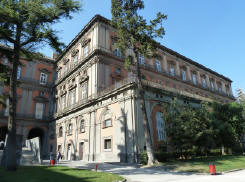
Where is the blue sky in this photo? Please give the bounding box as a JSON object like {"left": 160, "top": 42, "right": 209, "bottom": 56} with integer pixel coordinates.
{"left": 41, "top": 0, "right": 245, "bottom": 96}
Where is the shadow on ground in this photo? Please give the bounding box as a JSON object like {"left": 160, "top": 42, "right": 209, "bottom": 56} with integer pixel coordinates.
{"left": 0, "top": 165, "right": 121, "bottom": 182}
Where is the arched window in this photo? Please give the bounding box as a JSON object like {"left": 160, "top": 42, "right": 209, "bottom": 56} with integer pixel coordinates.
{"left": 156, "top": 112, "right": 165, "bottom": 141}
{"left": 68, "top": 123, "right": 73, "bottom": 135}
{"left": 59, "top": 126, "right": 63, "bottom": 137}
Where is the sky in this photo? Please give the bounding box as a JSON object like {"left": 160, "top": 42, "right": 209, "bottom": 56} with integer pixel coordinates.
{"left": 40, "top": 0, "right": 245, "bottom": 97}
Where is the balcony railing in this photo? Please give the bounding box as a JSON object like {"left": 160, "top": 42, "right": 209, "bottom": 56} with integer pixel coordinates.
{"left": 0, "top": 112, "right": 51, "bottom": 120}
{"left": 19, "top": 77, "right": 53, "bottom": 87}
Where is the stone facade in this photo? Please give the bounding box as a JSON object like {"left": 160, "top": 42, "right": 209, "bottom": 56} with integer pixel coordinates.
{"left": 53, "top": 15, "right": 235, "bottom": 163}
{"left": 0, "top": 44, "right": 55, "bottom": 158}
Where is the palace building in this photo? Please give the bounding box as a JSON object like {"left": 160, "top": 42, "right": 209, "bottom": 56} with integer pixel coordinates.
{"left": 0, "top": 15, "right": 235, "bottom": 163}
{"left": 52, "top": 15, "right": 234, "bottom": 162}
{"left": 0, "top": 44, "right": 55, "bottom": 158}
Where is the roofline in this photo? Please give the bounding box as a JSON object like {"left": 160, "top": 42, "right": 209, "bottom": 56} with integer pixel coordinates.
{"left": 0, "top": 44, "right": 54, "bottom": 63}
{"left": 55, "top": 14, "right": 232, "bottom": 82}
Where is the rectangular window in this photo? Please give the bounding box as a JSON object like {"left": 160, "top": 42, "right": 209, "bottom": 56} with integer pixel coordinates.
{"left": 17, "top": 66, "right": 21, "bottom": 79}
{"left": 104, "top": 139, "right": 111, "bottom": 150}
{"left": 40, "top": 72, "right": 48, "bottom": 85}
{"left": 35, "top": 102, "right": 44, "bottom": 119}
{"left": 4, "top": 98, "right": 9, "bottom": 116}
{"left": 104, "top": 119, "right": 112, "bottom": 128}
{"left": 65, "top": 62, "right": 69, "bottom": 74}
{"left": 155, "top": 60, "right": 161, "bottom": 72}
{"left": 113, "top": 48, "right": 122, "bottom": 57}
{"left": 210, "top": 80, "right": 215, "bottom": 91}
{"left": 139, "top": 54, "right": 145, "bottom": 65}
{"left": 182, "top": 70, "right": 186, "bottom": 81}
{"left": 218, "top": 83, "right": 222, "bottom": 93}
{"left": 73, "top": 54, "right": 78, "bottom": 65}
{"left": 81, "top": 83, "right": 87, "bottom": 100}
{"left": 80, "top": 120, "right": 85, "bottom": 133}
{"left": 169, "top": 66, "right": 175, "bottom": 76}
{"left": 59, "top": 127, "right": 63, "bottom": 137}
{"left": 61, "top": 95, "right": 66, "bottom": 110}
{"left": 84, "top": 45, "right": 88, "bottom": 57}
{"left": 192, "top": 74, "right": 197, "bottom": 85}
{"left": 70, "top": 89, "right": 76, "bottom": 106}
{"left": 202, "top": 77, "right": 206, "bottom": 88}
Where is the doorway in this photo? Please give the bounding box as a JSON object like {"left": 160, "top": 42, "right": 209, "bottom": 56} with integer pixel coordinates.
{"left": 67, "top": 144, "right": 71, "bottom": 160}
{"left": 79, "top": 142, "right": 84, "bottom": 160}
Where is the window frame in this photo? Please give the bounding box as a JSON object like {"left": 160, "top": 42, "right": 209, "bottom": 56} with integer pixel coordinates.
{"left": 84, "top": 44, "right": 89, "bottom": 57}
{"left": 169, "top": 66, "right": 175, "bottom": 76}
{"left": 104, "top": 137, "right": 112, "bottom": 151}
{"left": 155, "top": 60, "right": 162, "bottom": 72}
{"left": 40, "top": 72, "right": 48, "bottom": 85}
{"left": 192, "top": 73, "right": 197, "bottom": 85}
{"left": 202, "top": 77, "right": 206, "bottom": 88}
{"left": 139, "top": 54, "right": 145, "bottom": 65}
{"left": 58, "top": 126, "right": 63, "bottom": 137}
{"left": 156, "top": 112, "right": 166, "bottom": 141}
{"left": 80, "top": 120, "right": 85, "bottom": 133}
{"left": 103, "top": 119, "right": 112, "bottom": 128}
{"left": 35, "top": 102, "right": 44, "bottom": 119}
{"left": 81, "top": 82, "right": 87, "bottom": 100}
{"left": 68, "top": 123, "right": 73, "bottom": 135}
{"left": 181, "top": 69, "right": 186, "bottom": 81}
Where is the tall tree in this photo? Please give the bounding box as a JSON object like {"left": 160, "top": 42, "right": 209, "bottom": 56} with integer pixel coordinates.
{"left": 111, "top": 0, "right": 167, "bottom": 165}
{"left": 0, "top": 0, "right": 81, "bottom": 171}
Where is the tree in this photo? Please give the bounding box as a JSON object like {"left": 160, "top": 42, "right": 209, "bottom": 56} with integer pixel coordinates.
{"left": 0, "top": 0, "right": 81, "bottom": 171}
{"left": 164, "top": 99, "right": 215, "bottom": 157}
{"left": 111, "top": 0, "right": 167, "bottom": 165}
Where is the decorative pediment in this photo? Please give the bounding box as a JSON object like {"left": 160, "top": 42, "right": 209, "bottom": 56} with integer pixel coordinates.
{"left": 60, "top": 90, "right": 67, "bottom": 96}
{"left": 68, "top": 82, "right": 77, "bottom": 90}
{"left": 81, "top": 38, "right": 91, "bottom": 47}
{"left": 39, "top": 68, "right": 51, "bottom": 73}
{"left": 71, "top": 49, "right": 79, "bottom": 57}
{"left": 62, "top": 58, "right": 70, "bottom": 65}
{"left": 167, "top": 60, "right": 176, "bottom": 65}
{"left": 180, "top": 65, "right": 187, "bottom": 70}
{"left": 56, "top": 66, "right": 62, "bottom": 71}
{"left": 33, "top": 96, "right": 48, "bottom": 102}
{"left": 79, "top": 75, "right": 88, "bottom": 83}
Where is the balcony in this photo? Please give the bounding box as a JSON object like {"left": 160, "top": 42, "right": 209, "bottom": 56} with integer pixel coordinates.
{"left": 19, "top": 77, "right": 53, "bottom": 87}
{"left": 0, "top": 112, "right": 51, "bottom": 120}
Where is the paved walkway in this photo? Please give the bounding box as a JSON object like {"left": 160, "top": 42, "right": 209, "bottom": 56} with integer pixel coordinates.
{"left": 53, "top": 160, "right": 245, "bottom": 182}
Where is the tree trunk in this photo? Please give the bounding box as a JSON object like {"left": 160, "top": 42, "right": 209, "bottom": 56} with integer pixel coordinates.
{"left": 5, "top": 25, "right": 21, "bottom": 171}
{"left": 134, "top": 50, "right": 156, "bottom": 165}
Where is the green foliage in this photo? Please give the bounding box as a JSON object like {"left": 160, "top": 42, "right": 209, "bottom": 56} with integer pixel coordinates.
{"left": 0, "top": 0, "right": 81, "bottom": 54}
{"left": 164, "top": 99, "right": 245, "bottom": 157}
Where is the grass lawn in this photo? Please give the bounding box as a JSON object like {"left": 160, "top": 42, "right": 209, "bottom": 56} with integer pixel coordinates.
{"left": 160, "top": 155, "right": 245, "bottom": 173}
{"left": 0, "top": 166, "right": 124, "bottom": 182}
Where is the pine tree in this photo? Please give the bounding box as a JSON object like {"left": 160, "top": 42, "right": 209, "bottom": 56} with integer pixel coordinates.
{"left": 0, "top": 0, "right": 81, "bottom": 171}
{"left": 111, "top": 0, "right": 167, "bottom": 165}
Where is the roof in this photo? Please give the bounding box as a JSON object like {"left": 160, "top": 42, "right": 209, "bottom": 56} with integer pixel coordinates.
{"left": 56, "top": 14, "right": 232, "bottom": 82}
{"left": 0, "top": 44, "right": 54, "bottom": 63}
